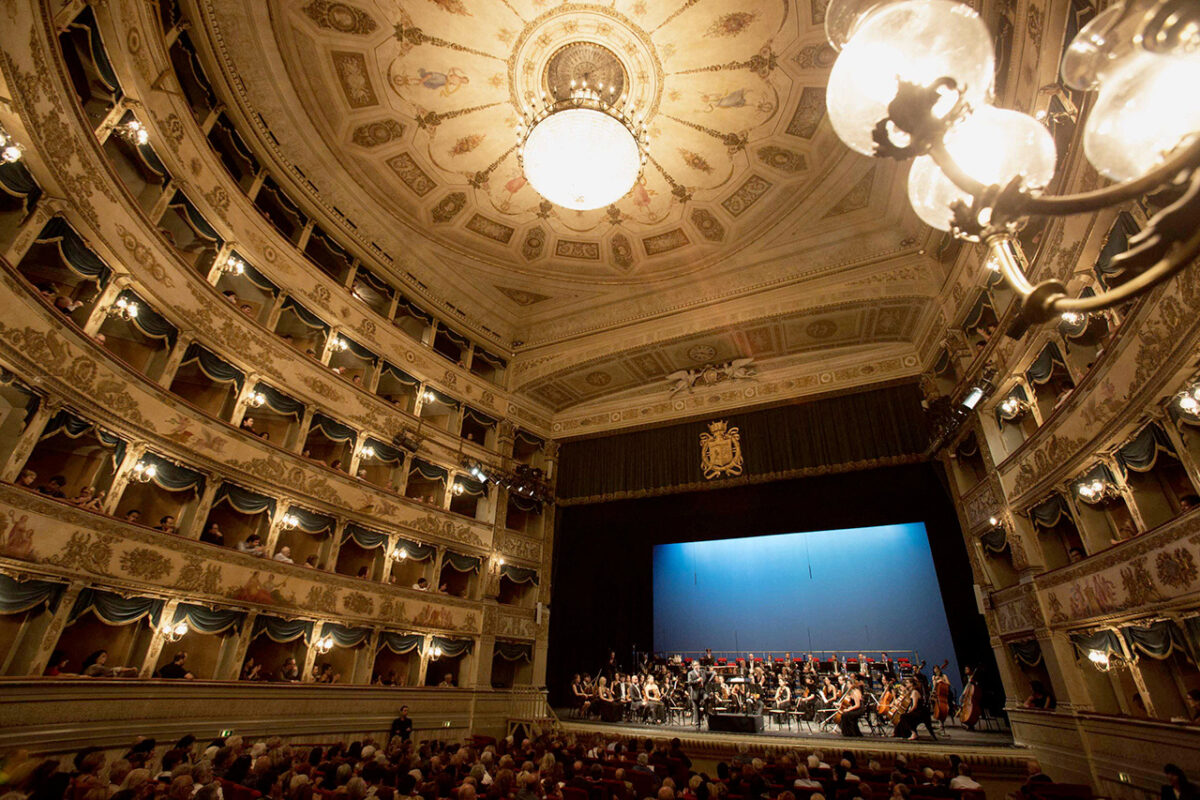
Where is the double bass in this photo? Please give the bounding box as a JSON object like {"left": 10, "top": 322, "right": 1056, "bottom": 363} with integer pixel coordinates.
{"left": 932, "top": 661, "right": 951, "bottom": 723}
{"left": 957, "top": 667, "right": 981, "bottom": 729}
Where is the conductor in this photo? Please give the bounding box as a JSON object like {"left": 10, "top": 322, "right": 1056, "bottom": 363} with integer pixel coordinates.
{"left": 686, "top": 661, "right": 704, "bottom": 727}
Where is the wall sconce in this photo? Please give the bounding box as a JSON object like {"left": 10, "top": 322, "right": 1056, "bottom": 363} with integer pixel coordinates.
{"left": 117, "top": 119, "right": 150, "bottom": 146}
{"left": 333, "top": 337, "right": 349, "bottom": 352}
{"left": 1060, "top": 311, "right": 1086, "bottom": 326}
{"left": 315, "top": 635, "right": 334, "bottom": 654}
{"left": 360, "top": 444, "right": 376, "bottom": 459}
{"left": 429, "top": 644, "right": 443, "bottom": 661}
{"left": 108, "top": 295, "right": 139, "bottom": 321}
{"left": 1087, "top": 648, "right": 1124, "bottom": 672}
{"left": 452, "top": 482, "right": 465, "bottom": 496}
{"left": 131, "top": 459, "right": 157, "bottom": 483}
{"left": 0, "top": 126, "right": 23, "bottom": 164}
{"left": 999, "top": 395, "right": 1030, "bottom": 419}
{"left": 391, "top": 546, "right": 408, "bottom": 562}
{"left": 161, "top": 620, "right": 189, "bottom": 642}
{"left": 280, "top": 513, "right": 300, "bottom": 531}
{"left": 1077, "top": 478, "right": 1119, "bottom": 503}
{"left": 420, "top": 390, "right": 437, "bottom": 404}
{"left": 223, "top": 256, "right": 246, "bottom": 276}
{"left": 987, "top": 515, "right": 1002, "bottom": 528}
{"left": 1177, "top": 383, "right": 1200, "bottom": 415}
{"left": 247, "top": 391, "right": 266, "bottom": 408}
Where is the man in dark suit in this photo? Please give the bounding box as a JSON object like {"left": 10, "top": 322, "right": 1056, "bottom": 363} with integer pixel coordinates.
{"left": 686, "top": 663, "right": 704, "bottom": 727}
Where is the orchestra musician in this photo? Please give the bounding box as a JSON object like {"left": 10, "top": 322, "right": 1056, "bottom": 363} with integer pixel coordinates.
{"left": 644, "top": 675, "right": 666, "bottom": 723}
{"left": 772, "top": 677, "right": 792, "bottom": 711}
{"left": 686, "top": 661, "right": 704, "bottom": 726}
{"left": 838, "top": 677, "right": 867, "bottom": 737}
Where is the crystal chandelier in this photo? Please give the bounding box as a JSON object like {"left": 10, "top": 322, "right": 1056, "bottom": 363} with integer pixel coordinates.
{"left": 823, "top": 0, "right": 1200, "bottom": 333}
{"left": 517, "top": 81, "right": 648, "bottom": 211}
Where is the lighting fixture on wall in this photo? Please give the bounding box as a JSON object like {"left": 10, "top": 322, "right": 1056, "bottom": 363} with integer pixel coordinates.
{"left": 824, "top": 0, "right": 1200, "bottom": 331}
{"left": 161, "top": 620, "right": 189, "bottom": 642}
{"left": 116, "top": 119, "right": 150, "bottom": 146}
{"left": 1077, "top": 476, "right": 1120, "bottom": 502}
{"left": 333, "top": 337, "right": 349, "bottom": 352}
{"left": 451, "top": 482, "right": 465, "bottom": 496}
{"left": 517, "top": 81, "right": 649, "bottom": 210}
{"left": 999, "top": 395, "right": 1031, "bottom": 419}
{"left": 315, "top": 635, "right": 334, "bottom": 654}
{"left": 280, "top": 513, "right": 300, "bottom": 531}
{"left": 108, "top": 295, "right": 139, "bottom": 321}
{"left": 247, "top": 391, "right": 266, "bottom": 408}
{"left": 1087, "top": 647, "right": 1125, "bottom": 671}
{"left": 1176, "top": 382, "right": 1200, "bottom": 414}
{"left": 420, "top": 390, "right": 437, "bottom": 404}
{"left": 429, "top": 644, "right": 443, "bottom": 661}
{"left": 223, "top": 255, "right": 246, "bottom": 276}
{"left": 0, "top": 125, "right": 23, "bottom": 164}
{"left": 131, "top": 459, "right": 157, "bottom": 483}
{"left": 391, "top": 546, "right": 408, "bottom": 561}
{"left": 360, "top": 444, "right": 376, "bottom": 459}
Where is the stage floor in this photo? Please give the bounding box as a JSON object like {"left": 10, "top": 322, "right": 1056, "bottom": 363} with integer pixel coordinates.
{"left": 555, "top": 711, "right": 1021, "bottom": 760}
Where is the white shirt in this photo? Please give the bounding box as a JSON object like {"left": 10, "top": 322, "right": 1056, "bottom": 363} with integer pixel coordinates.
{"left": 273, "top": 552, "right": 294, "bottom": 563}
{"left": 950, "top": 776, "right": 982, "bottom": 790}
{"left": 412, "top": 582, "right": 428, "bottom": 590}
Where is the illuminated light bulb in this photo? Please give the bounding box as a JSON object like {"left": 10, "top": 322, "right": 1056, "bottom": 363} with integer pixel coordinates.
{"left": 249, "top": 391, "right": 266, "bottom": 407}
{"left": 1180, "top": 394, "right": 1199, "bottom": 414}
{"left": 1088, "top": 649, "right": 1109, "bottom": 667}
{"left": 362, "top": 445, "right": 376, "bottom": 458}
{"left": 1, "top": 142, "right": 21, "bottom": 163}
{"left": 394, "top": 547, "right": 408, "bottom": 560}
{"left": 987, "top": 516, "right": 999, "bottom": 527}
{"left": 906, "top": 106, "right": 1056, "bottom": 231}
{"left": 1082, "top": 51, "right": 1200, "bottom": 181}
{"left": 825, "top": 0, "right": 995, "bottom": 156}
{"left": 1061, "top": 311, "right": 1084, "bottom": 325}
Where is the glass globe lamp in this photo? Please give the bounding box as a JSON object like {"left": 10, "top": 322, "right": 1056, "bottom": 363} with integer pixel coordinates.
{"left": 825, "top": 0, "right": 995, "bottom": 155}
{"left": 519, "top": 108, "right": 643, "bottom": 211}
{"left": 907, "top": 106, "right": 1057, "bottom": 231}
{"left": 1082, "top": 50, "right": 1200, "bottom": 181}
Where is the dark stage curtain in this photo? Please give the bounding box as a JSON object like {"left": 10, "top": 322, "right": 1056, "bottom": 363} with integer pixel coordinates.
{"left": 557, "top": 382, "right": 929, "bottom": 501}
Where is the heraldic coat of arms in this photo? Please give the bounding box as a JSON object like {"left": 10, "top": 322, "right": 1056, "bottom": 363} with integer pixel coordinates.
{"left": 699, "top": 420, "right": 743, "bottom": 480}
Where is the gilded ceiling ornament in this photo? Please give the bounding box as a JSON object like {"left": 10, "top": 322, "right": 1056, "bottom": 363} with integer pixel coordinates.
{"left": 350, "top": 119, "right": 407, "bottom": 148}
{"left": 302, "top": 1, "right": 379, "bottom": 35}
{"left": 667, "top": 358, "right": 756, "bottom": 396}
{"left": 700, "top": 420, "right": 744, "bottom": 480}
{"left": 706, "top": 12, "right": 757, "bottom": 39}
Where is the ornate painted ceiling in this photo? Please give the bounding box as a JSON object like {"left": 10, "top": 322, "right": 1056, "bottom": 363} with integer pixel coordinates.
{"left": 193, "top": 0, "right": 957, "bottom": 426}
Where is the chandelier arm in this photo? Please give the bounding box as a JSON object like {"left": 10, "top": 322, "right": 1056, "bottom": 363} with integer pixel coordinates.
{"left": 930, "top": 137, "right": 1200, "bottom": 219}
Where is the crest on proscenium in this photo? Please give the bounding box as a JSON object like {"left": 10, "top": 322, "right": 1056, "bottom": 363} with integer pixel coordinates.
{"left": 700, "top": 419, "right": 743, "bottom": 480}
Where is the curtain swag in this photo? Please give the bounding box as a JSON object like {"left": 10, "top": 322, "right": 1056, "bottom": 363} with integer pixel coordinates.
{"left": 454, "top": 475, "right": 487, "bottom": 497}
{"left": 394, "top": 537, "right": 436, "bottom": 562}
{"left": 0, "top": 158, "right": 43, "bottom": 209}
{"left": 130, "top": 139, "right": 169, "bottom": 178}
{"left": 494, "top": 641, "right": 533, "bottom": 662}
{"left": 429, "top": 636, "right": 473, "bottom": 657}
{"left": 1026, "top": 342, "right": 1068, "bottom": 386}
{"left": 472, "top": 349, "right": 507, "bottom": 369}
{"left": 979, "top": 527, "right": 1009, "bottom": 554}
{"left": 140, "top": 452, "right": 206, "bottom": 494}
{"left": 932, "top": 348, "right": 952, "bottom": 376}
{"left": 1009, "top": 639, "right": 1043, "bottom": 667}
{"left": 379, "top": 631, "right": 423, "bottom": 654}
{"left": 70, "top": 588, "right": 163, "bottom": 628}
{"left": 337, "top": 336, "right": 379, "bottom": 364}
{"left": 310, "top": 413, "right": 357, "bottom": 445}
{"left": 439, "top": 326, "right": 471, "bottom": 349}
{"left": 287, "top": 506, "right": 334, "bottom": 535}
{"left": 41, "top": 408, "right": 93, "bottom": 440}
{"left": 36, "top": 218, "right": 113, "bottom": 286}
{"left": 364, "top": 437, "right": 404, "bottom": 465}
{"left": 344, "top": 523, "right": 388, "bottom": 550}
{"left": 423, "top": 388, "right": 461, "bottom": 409}
{"left": 462, "top": 407, "right": 498, "bottom": 428}
{"left": 409, "top": 460, "right": 448, "bottom": 484}
{"left": 354, "top": 268, "right": 393, "bottom": 296}
{"left": 1070, "top": 628, "right": 1124, "bottom": 659}
{"left": 955, "top": 435, "right": 979, "bottom": 459}
{"left": 280, "top": 298, "right": 330, "bottom": 332}
{"left": 115, "top": 290, "right": 178, "bottom": 347}
{"left": 500, "top": 563, "right": 539, "bottom": 585}
{"left": 380, "top": 362, "right": 421, "bottom": 388}
{"left": 509, "top": 493, "right": 542, "bottom": 513}
{"left": 322, "top": 623, "right": 371, "bottom": 648}
{"left": 229, "top": 254, "right": 279, "bottom": 296}
{"left": 253, "top": 383, "right": 305, "bottom": 419}
{"left": 97, "top": 429, "right": 127, "bottom": 469}
{"left": 252, "top": 615, "right": 314, "bottom": 644}
{"left": 0, "top": 573, "right": 64, "bottom": 614}
{"left": 513, "top": 430, "right": 545, "bottom": 450}
{"left": 181, "top": 343, "right": 244, "bottom": 392}
{"left": 1114, "top": 423, "right": 1177, "bottom": 475}
{"left": 443, "top": 552, "right": 482, "bottom": 574}
{"left": 214, "top": 482, "right": 276, "bottom": 517}
{"left": 167, "top": 194, "right": 221, "bottom": 243}
{"left": 1121, "top": 619, "right": 1189, "bottom": 661}
{"left": 1029, "top": 492, "right": 1071, "bottom": 530}
{"left": 395, "top": 296, "right": 433, "bottom": 324}
{"left": 1184, "top": 617, "right": 1200, "bottom": 664}
{"left": 173, "top": 603, "right": 244, "bottom": 634}
{"left": 963, "top": 291, "right": 995, "bottom": 330}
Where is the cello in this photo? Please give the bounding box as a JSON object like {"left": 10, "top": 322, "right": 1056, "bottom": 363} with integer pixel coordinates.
{"left": 957, "top": 666, "right": 981, "bottom": 729}
{"left": 932, "top": 661, "right": 951, "bottom": 723}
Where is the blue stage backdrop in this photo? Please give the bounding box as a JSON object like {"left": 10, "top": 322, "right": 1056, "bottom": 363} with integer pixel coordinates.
{"left": 653, "top": 523, "right": 960, "bottom": 680}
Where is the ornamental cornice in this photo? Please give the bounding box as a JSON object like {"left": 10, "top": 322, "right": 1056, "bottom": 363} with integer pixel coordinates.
{"left": 0, "top": 485, "right": 490, "bottom": 636}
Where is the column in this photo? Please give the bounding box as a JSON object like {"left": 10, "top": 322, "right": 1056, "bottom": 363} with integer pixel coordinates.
{"left": 228, "top": 374, "right": 263, "bottom": 430}
{"left": 431, "top": 547, "right": 447, "bottom": 591}
{"left": 293, "top": 407, "right": 316, "bottom": 455}
{"left": 264, "top": 293, "right": 288, "bottom": 331}
{"left": 989, "top": 636, "right": 1028, "bottom": 710}
{"left": 93, "top": 99, "right": 131, "bottom": 145}
{"left": 1101, "top": 452, "right": 1147, "bottom": 534}
{"left": 394, "top": 452, "right": 411, "bottom": 497}
{"left": 205, "top": 241, "right": 238, "bottom": 285}
{"left": 2, "top": 201, "right": 61, "bottom": 265}
{"left": 53, "top": 0, "right": 87, "bottom": 28}
{"left": 463, "top": 343, "right": 476, "bottom": 373}
{"left": 199, "top": 104, "right": 225, "bottom": 136}
{"left": 416, "top": 634, "right": 434, "bottom": 686}
{"left": 323, "top": 520, "right": 348, "bottom": 571}
{"left": 139, "top": 599, "right": 183, "bottom": 677}
{"left": 1007, "top": 514, "right": 1046, "bottom": 577}
{"left": 297, "top": 220, "right": 315, "bottom": 250}
{"left": 423, "top": 319, "right": 438, "bottom": 348}
{"left": 1037, "top": 630, "right": 1095, "bottom": 712}
{"left": 301, "top": 622, "right": 326, "bottom": 682}
{"left": 1120, "top": 633, "right": 1159, "bottom": 718}
{"left": 183, "top": 474, "right": 223, "bottom": 540}
{"left": 163, "top": 20, "right": 190, "bottom": 49}
{"left": 381, "top": 534, "right": 400, "bottom": 584}
{"left": 321, "top": 328, "right": 342, "bottom": 365}
{"left": 245, "top": 171, "right": 267, "bottom": 202}
{"left": 262, "top": 504, "right": 290, "bottom": 557}
{"left": 347, "top": 441, "right": 366, "bottom": 478}
{"left": 25, "top": 581, "right": 86, "bottom": 677}
{"left": 81, "top": 277, "right": 131, "bottom": 338}
{"left": 101, "top": 442, "right": 148, "bottom": 515}
{"left": 0, "top": 398, "right": 62, "bottom": 482}
{"left": 154, "top": 333, "right": 193, "bottom": 388}
{"left": 219, "top": 610, "right": 259, "bottom": 680}
{"left": 480, "top": 554, "right": 502, "bottom": 601}
{"left": 146, "top": 181, "right": 177, "bottom": 226}
{"left": 343, "top": 261, "right": 359, "bottom": 291}
{"left": 355, "top": 629, "right": 381, "bottom": 684}
{"left": 472, "top": 634, "right": 495, "bottom": 689}
{"left": 366, "top": 363, "right": 383, "bottom": 394}
{"left": 1159, "top": 411, "right": 1200, "bottom": 489}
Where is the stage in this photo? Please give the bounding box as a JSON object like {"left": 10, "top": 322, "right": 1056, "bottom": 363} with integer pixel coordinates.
{"left": 556, "top": 711, "right": 1023, "bottom": 764}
